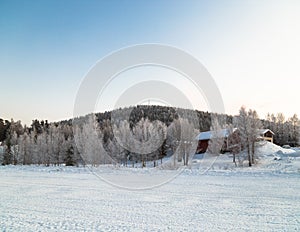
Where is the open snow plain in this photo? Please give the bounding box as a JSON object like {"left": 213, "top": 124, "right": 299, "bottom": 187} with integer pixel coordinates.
{"left": 1, "top": 164, "right": 299, "bottom": 231}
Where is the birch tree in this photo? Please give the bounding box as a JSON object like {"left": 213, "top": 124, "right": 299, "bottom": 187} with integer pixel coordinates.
{"left": 208, "top": 116, "right": 226, "bottom": 155}
{"left": 167, "top": 119, "right": 181, "bottom": 167}
{"left": 179, "top": 118, "right": 198, "bottom": 166}
{"left": 248, "top": 109, "right": 262, "bottom": 164}
{"left": 18, "top": 132, "right": 31, "bottom": 165}
{"left": 235, "top": 106, "right": 261, "bottom": 167}
{"left": 74, "top": 114, "right": 106, "bottom": 166}
{"left": 288, "top": 114, "right": 299, "bottom": 146}
{"left": 131, "top": 118, "right": 166, "bottom": 167}
{"left": 112, "top": 120, "right": 132, "bottom": 166}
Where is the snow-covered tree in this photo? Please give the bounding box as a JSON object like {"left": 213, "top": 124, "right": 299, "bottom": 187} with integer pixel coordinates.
{"left": 248, "top": 109, "right": 262, "bottom": 164}
{"left": 167, "top": 119, "right": 181, "bottom": 167}
{"left": 18, "top": 132, "right": 31, "bottom": 165}
{"left": 49, "top": 124, "right": 66, "bottom": 166}
{"left": 167, "top": 118, "right": 198, "bottom": 167}
{"left": 151, "top": 120, "right": 167, "bottom": 166}
{"left": 74, "top": 114, "right": 106, "bottom": 166}
{"left": 36, "top": 132, "right": 47, "bottom": 165}
{"left": 276, "top": 113, "right": 286, "bottom": 145}
{"left": 226, "top": 124, "right": 240, "bottom": 166}
{"left": 10, "top": 131, "right": 19, "bottom": 165}
{"left": 208, "top": 116, "right": 226, "bottom": 155}
{"left": 288, "top": 114, "right": 299, "bottom": 146}
{"left": 63, "top": 137, "right": 77, "bottom": 166}
{"left": 179, "top": 118, "right": 198, "bottom": 166}
{"left": 235, "top": 106, "right": 261, "bottom": 167}
{"left": 112, "top": 120, "right": 133, "bottom": 166}
{"left": 131, "top": 118, "right": 166, "bottom": 167}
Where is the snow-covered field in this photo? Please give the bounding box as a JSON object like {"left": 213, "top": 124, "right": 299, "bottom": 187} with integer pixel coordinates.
{"left": 1, "top": 142, "right": 300, "bottom": 231}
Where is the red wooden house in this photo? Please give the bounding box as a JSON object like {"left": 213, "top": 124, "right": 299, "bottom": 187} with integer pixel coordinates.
{"left": 196, "top": 128, "right": 274, "bottom": 154}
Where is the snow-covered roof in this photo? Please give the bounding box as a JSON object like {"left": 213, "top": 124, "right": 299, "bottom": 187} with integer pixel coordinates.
{"left": 197, "top": 128, "right": 233, "bottom": 140}
{"left": 197, "top": 128, "right": 273, "bottom": 141}
{"left": 258, "top": 129, "right": 274, "bottom": 136}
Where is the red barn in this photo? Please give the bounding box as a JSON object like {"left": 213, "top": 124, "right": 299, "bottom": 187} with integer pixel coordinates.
{"left": 196, "top": 129, "right": 233, "bottom": 154}
{"left": 196, "top": 128, "right": 274, "bottom": 154}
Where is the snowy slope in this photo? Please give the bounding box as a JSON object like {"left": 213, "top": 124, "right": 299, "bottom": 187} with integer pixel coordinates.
{"left": 256, "top": 141, "right": 296, "bottom": 156}
{"left": 256, "top": 142, "right": 300, "bottom": 173}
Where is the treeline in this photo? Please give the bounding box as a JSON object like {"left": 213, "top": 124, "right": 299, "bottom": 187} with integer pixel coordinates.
{"left": 0, "top": 119, "right": 78, "bottom": 166}
{"left": 0, "top": 106, "right": 202, "bottom": 167}
{"left": 0, "top": 105, "right": 299, "bottom": 166}
{"left": 262, "top": 113, "right": 299, "bottom": 146}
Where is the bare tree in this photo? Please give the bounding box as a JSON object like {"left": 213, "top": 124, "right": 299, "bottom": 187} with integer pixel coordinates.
{"left": 276, "top": 113, "right": 286, "bottom": 145}
{"left": 248, "top": 109, "right": 262, "bottom": 164}
{"left": 226, "top": 124, "right": 240, "bottom": 166}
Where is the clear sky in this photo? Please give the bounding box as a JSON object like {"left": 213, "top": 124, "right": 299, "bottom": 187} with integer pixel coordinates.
{"left": 1, "top": 0, "right": 299, "bottom": 125}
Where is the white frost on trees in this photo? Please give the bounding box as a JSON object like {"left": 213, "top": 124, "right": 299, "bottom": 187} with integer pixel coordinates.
{"left": 74, "top": 114, "right": 107, "bottom": 166}
{"left": 234, "top": 106, "right": 262, "bottom": 167}
{"left": 208, "top": 116, "right": 226, "bottom": 155}
{"left": 167, "top": 118, "right": 198, "bottom": 167}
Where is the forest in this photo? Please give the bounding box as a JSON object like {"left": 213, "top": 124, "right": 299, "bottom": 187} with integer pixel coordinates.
{"left": 0, "top": 105, "right": 299, "bottom": 167}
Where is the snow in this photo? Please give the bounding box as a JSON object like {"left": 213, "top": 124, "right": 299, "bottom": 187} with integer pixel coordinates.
{"left": 256, "top": 141, "right": 295, "bottom": 156}
{"left": 197, "top": 128, "right": 274, "bottom": 141}
{"left": 1, "top": 142, "right": 300, "bottom": 231}
{"left": 193, "top": 141, "right": 300, "bottom": 173}
{"left": 197, "top": 129, "right": 231, "bottom": 140}
{"left": 251, "top": 142, "right": 300, "bottom": 173}
{"left": 258, "top": 128, "right": 274, "bottom": 135}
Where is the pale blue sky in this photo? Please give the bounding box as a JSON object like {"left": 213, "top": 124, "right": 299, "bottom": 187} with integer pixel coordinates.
{"left": 1, "top": 0, "right": 299, "bottom": 125}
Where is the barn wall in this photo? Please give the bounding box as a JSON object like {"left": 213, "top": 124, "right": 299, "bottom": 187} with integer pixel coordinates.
{"left": 196, "top": 140, "right": 209, "bottom": 154}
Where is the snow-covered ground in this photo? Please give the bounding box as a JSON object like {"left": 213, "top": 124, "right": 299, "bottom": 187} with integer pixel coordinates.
{"left": 194, "top": 141, "right": 300, "bottom": 173}
{"left": 1, "top": 142, "right": 300, "bottom": 231}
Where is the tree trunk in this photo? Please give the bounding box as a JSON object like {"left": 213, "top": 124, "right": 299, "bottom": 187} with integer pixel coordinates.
{"left": 185, "top": 155, "right": 188, "bottom": 166}
{"left": 247, "top": 145, "right": 252, "bottom": 167}
{"left": 248, "top": 155, "right": 252, "bottom": 167}
{"left": 251, "top": 142, "right": 255, "bottom": 164}
{"left": 233, "top": 154, "right": 237, "bottom": 167}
